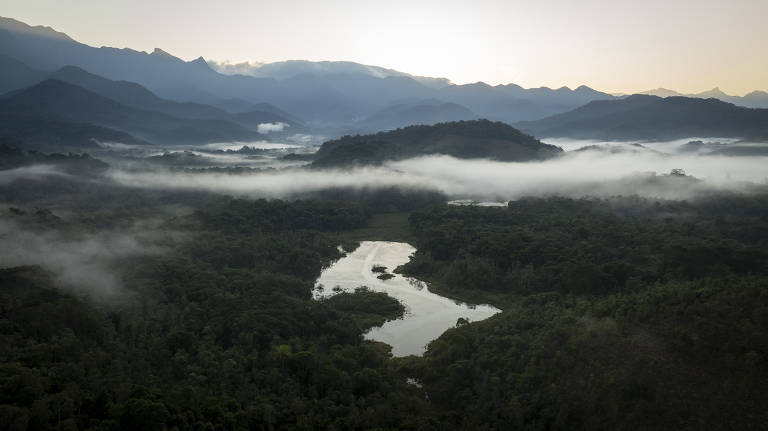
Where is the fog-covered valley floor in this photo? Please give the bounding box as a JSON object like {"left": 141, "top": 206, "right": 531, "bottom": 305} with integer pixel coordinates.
{"left": 86, "top": 137, "right": 768, "bottom": 202}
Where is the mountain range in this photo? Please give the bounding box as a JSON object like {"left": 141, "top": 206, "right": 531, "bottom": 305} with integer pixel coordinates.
{"left": 637, "top": 87, "right": 768, "bottom": 109}
{"left": 0, "top": 79, "right": 268, "bottom": 146}
{"left": 516, "top": 95, "right": 768, "bottom": 141}
{"left": 0, "top": 54, "right": 305, "bottom": 147}
{"left": 0, "top": 16, "right": 620, "bottom": 127}
{"left": 1, "top": 15, "right": 767, "bottom": 146}
{"left": 209, "top": 59, "right": 453, "bottom": 89}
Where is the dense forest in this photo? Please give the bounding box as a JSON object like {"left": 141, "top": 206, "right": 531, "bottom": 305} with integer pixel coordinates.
{"left": 400, "top": 196, "right": 768, "bottom": 429}
{"left": 0, "top": 193, "right": 439, "bottom": 430}
{"left": 309, "top": 120, "right": 563, "bottom": 167}
{"left": 1, "top": 167, "right": 767, "bottom": 429}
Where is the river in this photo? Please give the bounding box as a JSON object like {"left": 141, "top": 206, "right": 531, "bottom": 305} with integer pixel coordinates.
{"left": 313, "top": 241, "right": 500, "bottom": 356}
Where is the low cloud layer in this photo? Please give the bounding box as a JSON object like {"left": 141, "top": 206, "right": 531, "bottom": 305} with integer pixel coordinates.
{"left": 0, "top": 218, "right": 176, "bottom": 301}
{"left": 257, "top": 122, "right": 289, "bottom": 134}
{"left": 0, "top": 165, "right": 67, "bottom": 185}
{"left": 207, "top": 60, "right": 265, "bottom": 77}
{"left": 105, "top": 147, "right": 768, "bottom": 201}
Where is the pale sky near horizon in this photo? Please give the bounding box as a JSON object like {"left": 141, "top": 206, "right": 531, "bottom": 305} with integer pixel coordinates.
{"left": 3, "top": 0, "right": 767, "bottom": 95}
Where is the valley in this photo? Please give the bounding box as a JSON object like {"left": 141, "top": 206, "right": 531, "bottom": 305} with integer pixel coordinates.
{"left": 1, "top": 8, "right": 767, "bottom": 431}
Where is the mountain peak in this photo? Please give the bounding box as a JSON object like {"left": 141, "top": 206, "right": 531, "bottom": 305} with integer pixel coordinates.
{"left": 151, "top": 48, "right": 177, "bottom": 58}
{"left": 744, "top": 90, "right": 768, "bottom": 99}
{"left": 697, "top": 87, "right": 729, "bottom": 98}
{"left": 639, "top": 88, "right": 683, "bottom": 97}
{"left": 0, "top": 16, "right": 73, "bottom": 41}
{"left": 189, "top": 56, "right": 210, "bottom": 68}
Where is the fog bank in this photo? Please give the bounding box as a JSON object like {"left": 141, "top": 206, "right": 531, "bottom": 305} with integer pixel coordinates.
{"left": 0, "top": 218, "right": 177, "bottom": 301}
{"left": 105, "top": 149, "right": 768, "bottom": 201}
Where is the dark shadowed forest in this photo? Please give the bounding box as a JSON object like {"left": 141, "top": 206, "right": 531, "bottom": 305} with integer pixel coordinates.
{"left": 1, "top": 171, "right": 767, "bottom": 429}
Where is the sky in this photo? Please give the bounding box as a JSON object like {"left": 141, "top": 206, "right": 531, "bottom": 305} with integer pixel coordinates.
{"left": 3, "top": 0, "right": 767, "bottom": 95}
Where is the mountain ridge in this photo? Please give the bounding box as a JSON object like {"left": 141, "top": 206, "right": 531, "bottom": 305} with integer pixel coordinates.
{"left": 0, "top": 79, "right": 265, "bottom": 145}
{"left": 0, "top": 16, "right": 619, "bottom": 125}
{"left": 517, "top": 95, "right": 768, "bottom": 141}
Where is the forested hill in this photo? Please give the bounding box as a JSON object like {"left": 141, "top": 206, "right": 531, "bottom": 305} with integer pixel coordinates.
{"left": 0, "top": 79, "right": 263, "bottom": 146}
{"left": 517, "top": 94, "right": 768, "bottom": 140}
{"left": 311, "top": 119, "right": 563, "bottom": 167}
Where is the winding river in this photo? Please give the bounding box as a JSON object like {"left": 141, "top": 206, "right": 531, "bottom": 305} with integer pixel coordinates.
{"left": 313, "top": 241, "right": 500, "bottom": 356}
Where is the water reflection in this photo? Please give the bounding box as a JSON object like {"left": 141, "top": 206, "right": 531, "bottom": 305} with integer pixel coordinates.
{"left": 314, "top": 241, "right": 500, "bottom": 356}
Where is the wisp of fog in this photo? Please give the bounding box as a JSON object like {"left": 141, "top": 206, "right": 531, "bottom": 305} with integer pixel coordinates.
{"left": 0, "top": 218, "right": 176, "bottom": 302}
{"left": 257, "top": 122, "right": 289, "bottom": 134}
{"left": 105, "top": 142, "right": 768, "bottom": 201}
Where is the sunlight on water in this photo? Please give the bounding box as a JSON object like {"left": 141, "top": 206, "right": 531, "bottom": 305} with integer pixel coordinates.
{"left": 314, "top": 241, "right": 500, "bottom": 356}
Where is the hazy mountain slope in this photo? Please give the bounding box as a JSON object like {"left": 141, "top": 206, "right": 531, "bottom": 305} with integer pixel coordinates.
{"left": 0, "top": 17, "right": 619, "bottom": 125}
{"left": 0, "top": 79, "right": 263, "bottom": 144}
{"left": 639, "top": 88, "right": 685, "bottom": 97}
{"left": 212, "top": 98, "right": 304, "bottom": 122}
{"left": 517, "top": 95, "right": 768, "bottom": 140}
{"left": 49, "top": 66, "right": 230, "bottom": 120}
{"left": 0, "top": 54, "right": 46, "bottom": 94}
{"left": 742, "top": 91, "right": 768, "bottom": 109}
{"left": 516, "top": 95, "right": 661, "bottom": 132}
{"left": 0, "top": 113, "right": 146, "bottom": 149}
{"left": 48, "top": 65, "right": 301, "bottom": 129}
{"left": 360, "top": 100, "right": 478, "bottom": 131}
{"left": 0, "top": 17, "right": 415, "bottom": 123}
{"left": 435, "top": 82, "right": 617, "bottom": 123}
{"left": 639, "top": 87, "right": 768, "bottom": 108}
{"left": 311, "top": 119, "right": 563, "bottom": 167}
{"left": 211, "top": 59, "right": 452, "bottom": 89}
{"left": 212, "top": 59, "right": 617, "bottom": 122}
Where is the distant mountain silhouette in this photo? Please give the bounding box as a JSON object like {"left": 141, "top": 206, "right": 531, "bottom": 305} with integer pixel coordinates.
{"left": 517, "top": 95, "right": 768, "bottom": 141}
{"left": 0, "top": 114, "right": 145, "bottom": 149}
{"left": 740, "top": 91, "right": 768, "bottom": 109}
{"left": 5, "top": 16, "right": 763, "bottom": 128}
{"left": 311, "top": 119, "right": 563, "bottom": 167}
{"left": 212, "top": 98, "right": 304, "bottom": 123}
{"left": 211, "top": 59, "right": 452, "bottom": 89}
{"left": 0, "top": 54, "right": 45, "bottom": 94}
{"left": 359, "top": 100, "right": 478, "bottom": 131}
{"left": 638, "top": 88, "right": 686, "bottom": 98}
{"left": 48, "top": 65, "right": 301, "bottom": 129}
{"left": 0, "top": 79, "right": 263, "bottom": 145}
{"left": 639, "top": 87, "right": 768, "bottom": 109}
{"left": 0, "top": 17, "right": 618, "bottom": 125}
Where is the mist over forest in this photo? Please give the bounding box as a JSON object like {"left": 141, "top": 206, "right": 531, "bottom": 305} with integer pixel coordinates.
{"left": 1, "top": 10, "right": 768, "bottom": 431}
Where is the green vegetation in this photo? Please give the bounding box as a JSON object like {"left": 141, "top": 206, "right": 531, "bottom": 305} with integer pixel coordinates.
{"left": 320, "top": 287, "right": 405, "bottom": 331}
{"left": 402, "top": 196, "right": 768, "bottom": 299}
{"left": 399, "top": 196, "right": 768, "bottom": 429}
{"left": 311, "top": 120, "right": 563, "bottom": 167}
{"left": 1, "top": 166, "right": 767, "bottom": 430}
{"left": 0, "top": 197, "right": 436, "bottom": 430}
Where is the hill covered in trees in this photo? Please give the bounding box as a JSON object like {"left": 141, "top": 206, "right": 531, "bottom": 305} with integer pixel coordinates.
{"left": 517, "top": 95, "right": 768, "bottom": 140}
{"left": 311, "top": 119, "right": 563, "bottom": 167}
